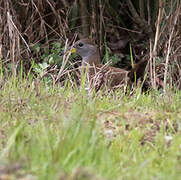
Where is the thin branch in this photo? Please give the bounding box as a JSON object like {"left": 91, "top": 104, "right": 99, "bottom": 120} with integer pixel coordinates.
{"left": 7, "top": 12, "right": 31, "bottom": 52}
{"left": 151, "top": 0, "right": 164, "bottom": 88}
{"left": 163, "top": 5, "right": 180, "bottom": 93}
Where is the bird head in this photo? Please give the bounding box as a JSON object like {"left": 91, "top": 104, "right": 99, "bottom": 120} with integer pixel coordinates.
{"left": 71, "top": 39, "right": 101, "bottom": 65}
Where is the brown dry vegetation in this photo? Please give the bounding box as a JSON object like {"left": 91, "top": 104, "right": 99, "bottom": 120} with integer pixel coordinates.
{"left": 0, "top": 0, "right": 181, "bottom": 91}
{"left": 1, "top": 1, "right": 181, "bottom": 179}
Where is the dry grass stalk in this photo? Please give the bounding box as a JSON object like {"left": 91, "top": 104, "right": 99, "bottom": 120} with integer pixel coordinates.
{"left": 55, "top": 35, "right": 77, "bottom": 84}
{"left": 163, "top": 5, "right": 180, "bottom": 93}
{"left": 151, "top": 0, "right": 164, "bottom": 89}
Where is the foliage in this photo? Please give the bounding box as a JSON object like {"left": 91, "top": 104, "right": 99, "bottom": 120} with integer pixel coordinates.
{"left": 0, "top": 1, "right": 181, "bottom": 179}
{"left": 0, "top": 73, "right": 181, "bottom": 179}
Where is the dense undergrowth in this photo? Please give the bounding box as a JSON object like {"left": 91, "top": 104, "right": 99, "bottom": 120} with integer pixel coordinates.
{"left": 1, "top": 1, "right": 181, "bottom": 179}
{"left": 1, "top": 1, "right": 181, "bottom": 90}
{"left": 0, "top": 74, "right": 181, "bottom": 180}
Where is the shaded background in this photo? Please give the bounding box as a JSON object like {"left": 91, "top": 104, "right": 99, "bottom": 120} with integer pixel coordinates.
{"left": 0, "top": 0, "right": 181, "bottom": 89}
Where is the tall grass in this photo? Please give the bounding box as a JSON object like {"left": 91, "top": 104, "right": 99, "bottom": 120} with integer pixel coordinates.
{"left": 0, "top": 73, "right": 181, "bottom": 179}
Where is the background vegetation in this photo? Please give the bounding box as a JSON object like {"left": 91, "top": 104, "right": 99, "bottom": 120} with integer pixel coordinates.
{"left": 0, "top": 75, "right": 181, "bottom": 180}
{"left": 0, "top": 0, "right": 181, "bottom": 90}
{"left": 0, "top": 1, "right": 181, "bottom": 179}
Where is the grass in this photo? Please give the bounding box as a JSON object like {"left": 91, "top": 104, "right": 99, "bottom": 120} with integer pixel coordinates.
{"left": 0, "top": 74, "right": 181, "bottom": 180}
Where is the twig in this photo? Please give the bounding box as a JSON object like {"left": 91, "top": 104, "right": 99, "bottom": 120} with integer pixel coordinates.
{"left": 163, "top": 6, "right": 180, "bottom": 93}
{"left": 147, "top": 0, "right": 151, "bottom": 26}
{"left": 7, "top": 12, "right": 30, "bottom": 52}
{"left": 151, "top": 0, "right": 164, "bottom": 88}
{"left": 55, "top": 35, "right": 77, "bottom": 83}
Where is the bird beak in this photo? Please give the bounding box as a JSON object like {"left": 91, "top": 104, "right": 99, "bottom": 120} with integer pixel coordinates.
{"left": 60, "top": 47, "right": 76, "bottom": 56}
{"left": 71, "top": 47, "right": 76, "bottom": 53}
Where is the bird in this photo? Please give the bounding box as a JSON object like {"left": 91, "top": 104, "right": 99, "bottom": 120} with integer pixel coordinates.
{"left": 70, "top": 38, "right": 147, "bottom": 91}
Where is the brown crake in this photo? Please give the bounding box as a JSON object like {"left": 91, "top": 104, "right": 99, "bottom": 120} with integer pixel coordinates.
{"left": 71, "top": 39, "right": 148, "bottom": 90}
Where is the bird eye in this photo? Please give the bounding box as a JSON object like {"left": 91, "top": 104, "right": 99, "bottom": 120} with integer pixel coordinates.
{"left": 78, "top": 42, "right": 84, "bottom": 47}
